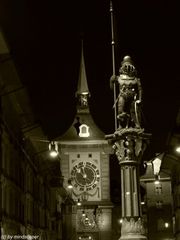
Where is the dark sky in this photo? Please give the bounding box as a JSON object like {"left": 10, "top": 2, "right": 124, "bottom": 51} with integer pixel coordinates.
{"left": 0, "top": 0, "right": 179, "bottom": 156}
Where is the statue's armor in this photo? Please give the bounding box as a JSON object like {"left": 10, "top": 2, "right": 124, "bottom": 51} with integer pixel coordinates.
{"left": 115, "top": 56, "right": 142, "bottom": 129}
{"left": 119, "top": 80, "right": 138, "bottom": 100}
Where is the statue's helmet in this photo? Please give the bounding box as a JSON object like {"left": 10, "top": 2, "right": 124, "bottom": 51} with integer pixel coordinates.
{"left": 119, "top": 55, "right": 137, "bottom": 77}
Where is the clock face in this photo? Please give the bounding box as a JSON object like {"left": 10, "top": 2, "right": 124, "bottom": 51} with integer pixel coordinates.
{"left": 71, "top": 161, "right": 100, "bottom": 192}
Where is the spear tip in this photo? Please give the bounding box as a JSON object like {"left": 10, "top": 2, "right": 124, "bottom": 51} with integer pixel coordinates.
{"left": 110, "top": 1, "right": 113, "bottom": 12}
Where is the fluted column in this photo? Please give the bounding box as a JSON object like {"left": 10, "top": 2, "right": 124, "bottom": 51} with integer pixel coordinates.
{"left": 111, "top": 130, "right": 150, "bottom": 240}
{"left": 120, "top": 165, "right": 140, "bottom": 218}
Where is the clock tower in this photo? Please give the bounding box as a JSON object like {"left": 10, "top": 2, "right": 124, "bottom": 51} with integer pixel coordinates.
{"left": 57, "top": 42, "right": 113, "bottom": 240}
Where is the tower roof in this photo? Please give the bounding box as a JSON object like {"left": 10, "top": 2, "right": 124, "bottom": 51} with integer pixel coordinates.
{"left": 57, "top": 41, "right": 106, "bottom": 144}
{"left": 57, "top": 113, "right": 105, "bottom": 143}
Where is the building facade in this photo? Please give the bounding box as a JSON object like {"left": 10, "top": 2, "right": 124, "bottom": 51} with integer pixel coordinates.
{"left": 140, "top": 162, "right": 174, "bottom": 240}
{"left": 140, "top": 107, "right": 180, "bottom": 240}
{"left": 164, "top": 108, "right": 180, "bottom": 240}
{"left": 0, "top": 31, "right": 63, "bottom": 239}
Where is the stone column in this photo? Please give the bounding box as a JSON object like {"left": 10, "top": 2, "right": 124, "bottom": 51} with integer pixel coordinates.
{"left": 111, "top": 128, "right": 150, "bottom": 240}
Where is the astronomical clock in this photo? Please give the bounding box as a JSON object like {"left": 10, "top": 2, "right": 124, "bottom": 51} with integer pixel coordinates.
{"left": 69, "top": 152, "right": 101, "bottom": 201}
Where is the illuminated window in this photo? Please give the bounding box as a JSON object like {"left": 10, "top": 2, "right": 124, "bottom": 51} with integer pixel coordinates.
{"left": 79, "top": 124, "right": 90, "bottom": 137}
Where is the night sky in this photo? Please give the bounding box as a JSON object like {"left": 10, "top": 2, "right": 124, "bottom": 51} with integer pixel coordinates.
{"left": 0, "top": 0, "right": 179, "bottom": 157}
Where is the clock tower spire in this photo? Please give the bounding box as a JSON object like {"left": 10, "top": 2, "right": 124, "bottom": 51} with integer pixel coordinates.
{"left": 76, "top": 40, "right": 90, "bottom": 113}
{"left": 57, "top": 38, "right": 113, "bottom": 240}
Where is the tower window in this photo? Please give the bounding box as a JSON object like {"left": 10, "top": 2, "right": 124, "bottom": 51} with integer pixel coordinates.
{"left": 156, "top": 200, "right": 163, "bottom": 209}
{"left": 79, "top": 124, "right": 90, "bottom": 137}
{"left": 155, "top": 184, "right": 162, "bottom": 195}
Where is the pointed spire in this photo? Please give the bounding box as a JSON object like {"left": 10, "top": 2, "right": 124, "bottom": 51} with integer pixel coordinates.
{"left": 76, "top": 40, "right": 90, "bottom": 96}
{"left": 57, "top": 39, "right": 106, "bottom": 141}
{"left": 76, "top": 40, "right": 90, "bottom": 110}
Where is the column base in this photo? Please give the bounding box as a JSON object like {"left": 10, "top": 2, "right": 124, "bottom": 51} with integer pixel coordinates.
{"left": 119, "top": 234, "right": 147, "bottom": 240}
{"left": 119, "top": 233, "right": 147, "bottom": 240}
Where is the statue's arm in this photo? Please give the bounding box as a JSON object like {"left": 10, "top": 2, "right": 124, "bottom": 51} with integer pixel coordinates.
{"left": 110, "top": 75, "right": 118, "bottom": 90}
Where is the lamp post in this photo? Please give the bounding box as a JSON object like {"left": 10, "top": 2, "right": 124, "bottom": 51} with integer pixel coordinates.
{"left": 106, "top": 56, "right": 151, "bottom": 240}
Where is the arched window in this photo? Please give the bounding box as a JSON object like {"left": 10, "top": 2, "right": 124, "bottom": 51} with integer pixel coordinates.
{"left": 79, "top": 124, "right": 90, "bottom": 137}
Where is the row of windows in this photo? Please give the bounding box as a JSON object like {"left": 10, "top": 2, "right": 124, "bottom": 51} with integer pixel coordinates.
{"left": 1, "top": 128, "right": 51, "bottom": 227}
{"left": 2, "top": 185, "right": 51, "bottom": 228}
{"left": 0, "top": 122, "right": 58, "bottom": 232}
{"left": 1, "top": 131, "right": 49, "bottom": 203}
{"left": 76, "top": 153, "right": 93, "bottom": 158}
{"left": 26, "top": 199, "right": 47, "bottom": 228}
{"left": 2, "top": 165, "right": 48, "bottom": 204}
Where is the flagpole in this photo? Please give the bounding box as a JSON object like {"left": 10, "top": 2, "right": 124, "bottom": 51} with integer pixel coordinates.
{"left": 110, "top": 1, "right": 117, "bottom": 130}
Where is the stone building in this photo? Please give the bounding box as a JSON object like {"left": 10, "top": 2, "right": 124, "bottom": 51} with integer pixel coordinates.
{"left": 140, "top": 107, "right": 180, "bottom": 240}
{"left": 163, "top": 108, "right": 180, "bottom": 240}
{"left": 0, "top": 30, "right": 63, "bottom": 239}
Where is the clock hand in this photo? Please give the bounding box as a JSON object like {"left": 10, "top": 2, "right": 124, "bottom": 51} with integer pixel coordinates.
{"left": 84, "top": 177, "right": 93, "bottom": 184}
{"left": 77, "top": 169, "right": 89, "bottom": 183}
{"left": 77, "top": 167, "right": 85, "bottom": 177}
{"left": 82, "top": 168, "right": 95, "bottom": 184}
{"left": 81, "top": 167, "right": 87, "bottom": 179}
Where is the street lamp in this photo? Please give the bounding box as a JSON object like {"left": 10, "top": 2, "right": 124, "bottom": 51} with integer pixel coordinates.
{"left": 152, "top": 153, "right": 163, "bottom": 184}
{"left": 175, "top": 146, "right": 180, "bottom": 154}
{"left": 77, "top": 198, "right": 82, "bottom": 206}
{"left": 67, "top": 179, "right": 73, "bottom": 189}
{"left": 82, "top": 210, "right": 86, "bottom": 217}
{"left": 165, "top": 222, "right": 169, "bottom": 228}
{"left": 49, "top": 141, "right": 59, "bottom": 157}
{"left": 154, "top": 175, "right": 160, "bottom": 185}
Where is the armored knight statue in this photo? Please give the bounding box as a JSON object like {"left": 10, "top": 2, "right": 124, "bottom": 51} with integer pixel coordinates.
{"left": 110, "top": 55, "right": 142, "bottom": 129}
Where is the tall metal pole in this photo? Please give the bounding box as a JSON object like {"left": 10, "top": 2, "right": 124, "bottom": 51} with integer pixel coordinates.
{"left": 110, "top": 1, "right": 117, "bottom": 130}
